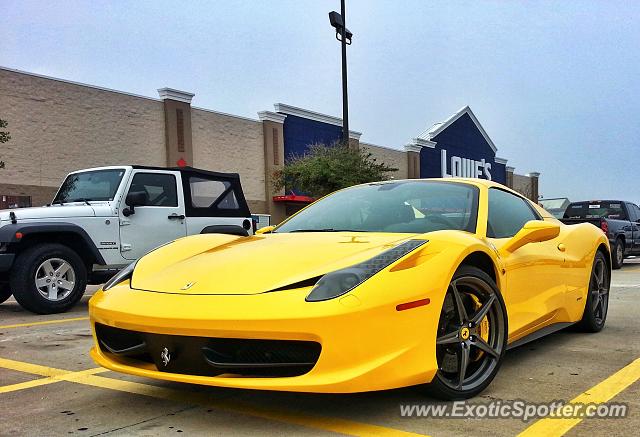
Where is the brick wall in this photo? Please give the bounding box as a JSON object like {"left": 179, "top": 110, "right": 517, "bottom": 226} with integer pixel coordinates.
{"left": 361, "top": 143, "right": 409, "bottom": 180}
{"left": 512, "top": 173, "right": 534, "bottom": 200}
{"left": 0, "top": 184, "right": 57, "bottom": 207}
{"left": 190, "top": 108, "right": 267, "bottom": 212}
{"left": 0, "top": 68, "right": 166, "bottom": 191}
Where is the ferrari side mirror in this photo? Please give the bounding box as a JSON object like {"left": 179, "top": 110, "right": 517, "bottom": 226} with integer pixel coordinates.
{"left": 501, "top": 220, "right": 561, "bottom": 254}
{"left": 255, "top": 225, "right": 276, "bottom": 235}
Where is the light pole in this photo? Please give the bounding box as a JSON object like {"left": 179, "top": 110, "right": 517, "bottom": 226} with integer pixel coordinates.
{"left": 329, "top": 1, "right": 353, "bottom": 145}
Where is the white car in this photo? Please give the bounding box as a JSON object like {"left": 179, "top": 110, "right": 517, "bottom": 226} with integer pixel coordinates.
{"left": 0, "top": 166, "right": 254, "bottom": 314}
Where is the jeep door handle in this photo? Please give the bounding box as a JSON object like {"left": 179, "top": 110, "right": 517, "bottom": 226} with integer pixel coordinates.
{"left": 168, "top": 214, "right": 185, "bottom": 220}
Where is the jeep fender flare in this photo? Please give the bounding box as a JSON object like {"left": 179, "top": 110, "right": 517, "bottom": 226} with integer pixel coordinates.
{"left": 0, "top": 222, "right": 106, "bottom": 265}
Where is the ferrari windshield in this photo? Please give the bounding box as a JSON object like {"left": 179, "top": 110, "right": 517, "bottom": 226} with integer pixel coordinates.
{"left": 53, "top": 169, "right": 126, "bottom": 203}
{"left": 276, "top": 181, "right": 479, "bottom": 234}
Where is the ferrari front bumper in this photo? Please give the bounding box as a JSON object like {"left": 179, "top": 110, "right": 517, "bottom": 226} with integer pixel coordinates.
{"left": 89, "top": 282, "right": 443, "bottom": 393}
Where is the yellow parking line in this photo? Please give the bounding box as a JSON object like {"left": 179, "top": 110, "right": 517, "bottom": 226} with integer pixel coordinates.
{"left": 0, "top": 367, "right": 107, "bottom": 394}
{"left": 518, "top": 357, "right": 640, "bottom": 437}
{"left": 0, "top": 357, "right": 427, "bottom": 437}
{"left": 0, "top": 357, "right": 70, "bottom": 377}
{"left": 0, "top": 317, "right": 89, "bottom": 330}
{"left": 0, "top": 377, "right": 65, "bottom": 394}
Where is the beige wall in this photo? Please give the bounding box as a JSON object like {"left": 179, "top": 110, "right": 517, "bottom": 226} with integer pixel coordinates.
{"left": 361, "top": 143, "right": 408, "bottom": 180}
{"left": 0, "top": 68, "right": 166, "bottom": 190}
{"left": 191, "top": 108, "right": 266, "bottom": 211}
{"left": 3, "top": 68, "right": 534, "bottom": 215}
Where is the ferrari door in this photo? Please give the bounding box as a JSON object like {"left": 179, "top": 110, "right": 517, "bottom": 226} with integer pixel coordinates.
{"left": 485, "top": 188, "right": 566, "bottom": 339}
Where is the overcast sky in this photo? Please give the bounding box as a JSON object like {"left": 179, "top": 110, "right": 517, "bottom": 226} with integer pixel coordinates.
{"left": 2, "top": 0, "right": 639, "bottom": 203}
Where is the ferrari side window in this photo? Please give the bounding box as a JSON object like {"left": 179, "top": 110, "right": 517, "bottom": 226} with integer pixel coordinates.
{"left": 487, "top": 188, "right": 538, "bottom": 238}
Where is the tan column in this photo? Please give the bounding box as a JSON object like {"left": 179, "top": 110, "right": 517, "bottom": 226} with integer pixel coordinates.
{"left": 404, "top": 143, "right": 423, "bottom": 179}
{"left": 348, "top": 130, "right": 362, "bottom": 150}
{"left": 526, "top": 172, "right": 540, "bottom": 202}
{"left": 506, "top": 166, "right": 515, "bottom": 188}
{"left": 258, "top": 111, "right": 287, "bottom": 224}
{"left": 158, "top": 88, "right": 194, "bottom": 167}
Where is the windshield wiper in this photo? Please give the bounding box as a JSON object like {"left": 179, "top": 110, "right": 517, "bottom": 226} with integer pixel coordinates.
{"left": 68, "top": 198, "right": 93, "bottom": 205}
{"left": 288, "top": 228, "right": 365, "bottom": 233}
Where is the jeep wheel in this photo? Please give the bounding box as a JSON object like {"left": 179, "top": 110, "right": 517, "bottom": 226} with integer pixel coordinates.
{"left": 0, "top": 283, "right": 11, "bottom": 304}
{"left": 10, "top": 244, "right": 87, "bottom": 314}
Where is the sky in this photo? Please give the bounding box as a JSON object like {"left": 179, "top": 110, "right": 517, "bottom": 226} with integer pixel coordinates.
{"left": 2, "top": 0, "right": 639, "bottom": 204}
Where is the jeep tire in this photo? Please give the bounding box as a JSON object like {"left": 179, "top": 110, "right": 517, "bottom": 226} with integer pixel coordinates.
{"left": 11, "top": 243, "right": 87, "bottom": 314}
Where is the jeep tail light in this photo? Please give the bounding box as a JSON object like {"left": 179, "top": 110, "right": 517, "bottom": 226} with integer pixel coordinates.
{"left": 600, "top": 219, "right": 609, "bottom": 236}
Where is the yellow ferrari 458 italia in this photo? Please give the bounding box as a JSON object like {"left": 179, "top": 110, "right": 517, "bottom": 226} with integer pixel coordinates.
{"left": 89, "top": 178, "right": 610, "bottom": 399}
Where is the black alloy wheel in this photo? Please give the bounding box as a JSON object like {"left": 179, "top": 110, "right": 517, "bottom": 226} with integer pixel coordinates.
{"left": 577, "top": 251, "right": 610, "bottom": 332}
{"left": 427, "top": 265, "right": 507, "bottom": 400}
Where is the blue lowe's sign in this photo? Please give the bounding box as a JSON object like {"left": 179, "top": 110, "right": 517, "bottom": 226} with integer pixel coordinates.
{"left": 274, "top": 103, "right": 508, "bottom": 185}
{"left": 418, "top": 106, "right": 507, "bottom": 184}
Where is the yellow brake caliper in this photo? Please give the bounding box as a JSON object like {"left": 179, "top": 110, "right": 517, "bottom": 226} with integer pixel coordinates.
{"left": 471, "top": 294, "right": 491, "bottom": 360}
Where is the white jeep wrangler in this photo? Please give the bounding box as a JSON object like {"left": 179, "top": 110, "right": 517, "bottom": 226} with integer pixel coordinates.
{"left": 0, "top": 165, "right": 254, "bottom": 314}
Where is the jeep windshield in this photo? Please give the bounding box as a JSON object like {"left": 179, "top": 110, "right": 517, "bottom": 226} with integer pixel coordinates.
{"left": 275, "top": 180, "right": 479, "bottom": 234}
{"left": 53, "top": 169, "right": 126, "bottom": 204}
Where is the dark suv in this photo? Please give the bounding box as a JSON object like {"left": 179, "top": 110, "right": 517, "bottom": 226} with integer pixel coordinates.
{"left": 561, "top": 200, "right": 640, "bottom": 268}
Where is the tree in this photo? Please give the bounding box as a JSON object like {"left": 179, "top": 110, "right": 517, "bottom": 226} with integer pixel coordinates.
{"left": 0, "top": 118, "right": 9, "bottom": 169}
{"left": 274, "top": 142, "right": 398, "bottom": 198}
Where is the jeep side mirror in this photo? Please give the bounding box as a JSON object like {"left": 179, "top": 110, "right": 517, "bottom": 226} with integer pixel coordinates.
{"left": 500, "top": 220, "right": 561, "bottom": 255}
{"left": 122, "top": 191, "right": 147, "bottom": 217}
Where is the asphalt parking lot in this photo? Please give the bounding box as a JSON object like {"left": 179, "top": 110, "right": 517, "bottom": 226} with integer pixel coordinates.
{"left": 1, "top": 260, "right": 639, "bottom": 437}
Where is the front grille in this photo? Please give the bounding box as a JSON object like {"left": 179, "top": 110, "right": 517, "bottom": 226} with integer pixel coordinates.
{"left": 95, "top": 323, "right": 321, "bottom": 377}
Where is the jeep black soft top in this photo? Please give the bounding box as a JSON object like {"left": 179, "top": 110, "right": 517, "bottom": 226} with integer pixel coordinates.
{"left": 124, "top": 165, "right": 251, "bottom": 218}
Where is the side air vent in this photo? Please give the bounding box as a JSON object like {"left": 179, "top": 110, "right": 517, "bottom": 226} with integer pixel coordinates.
{"left": 266, "top": 276, "right": 322, "bottom": 293}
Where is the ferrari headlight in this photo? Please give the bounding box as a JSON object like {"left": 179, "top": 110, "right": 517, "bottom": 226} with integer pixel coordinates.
{"left": 306, "top": 239, "right": 428, "bottom": 302}
{"left": 102, "top": 261, "right": 137, "bottom": 291}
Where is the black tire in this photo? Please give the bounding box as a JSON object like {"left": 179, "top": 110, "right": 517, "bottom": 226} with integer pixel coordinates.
{"left": 426, "top": 265, "right": 508, "bottom": 400}
{"left": 576, "top": 251, "right": 610, "bottom": 332}
{"left": 611, "top": 238, "right": 624, "bottom": 270}
{"left": 10, "top": 243, "right": 87, "bottom": 314}
{"left": 0, "top": 282, "right": 11, "bottom": 304}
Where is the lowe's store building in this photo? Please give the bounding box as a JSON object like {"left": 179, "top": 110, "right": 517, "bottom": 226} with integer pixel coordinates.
{"left": 1, "top": 67, "right": 539, "bottom": 222}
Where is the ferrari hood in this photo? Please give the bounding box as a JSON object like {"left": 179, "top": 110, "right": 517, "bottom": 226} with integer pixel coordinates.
{"left": 131, "top": 232, "right": 425, "bottom": 295}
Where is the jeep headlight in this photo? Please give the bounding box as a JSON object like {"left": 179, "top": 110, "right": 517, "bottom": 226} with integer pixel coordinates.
{"left": 305, "top": 239, "right": 428, "bottom": 302}
{"left": 102, "top": 261, "right": 137, "bottom": 291}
